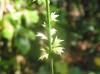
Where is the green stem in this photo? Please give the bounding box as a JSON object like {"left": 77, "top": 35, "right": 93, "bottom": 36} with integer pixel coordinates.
{"left": 45, "top": 0, "right": 51, "bottom": 49}
{"left": 45, "top": 0, "right": 54, "bottom": 74}
{"left": 51, "top": 58, "right": 54, "bottom": 74}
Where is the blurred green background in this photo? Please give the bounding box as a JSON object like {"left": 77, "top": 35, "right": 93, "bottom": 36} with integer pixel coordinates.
{"left": 0, "top": 0, "right": 100, "bottom": 74}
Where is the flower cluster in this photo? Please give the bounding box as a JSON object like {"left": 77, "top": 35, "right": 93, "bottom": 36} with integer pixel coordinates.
{"left": 37, "top": 12, "right": 64, "bottom": 60}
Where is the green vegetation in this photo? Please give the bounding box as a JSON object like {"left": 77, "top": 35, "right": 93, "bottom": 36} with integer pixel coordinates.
{"left": 0, "top": 0, "right": 100, "bottom": 74}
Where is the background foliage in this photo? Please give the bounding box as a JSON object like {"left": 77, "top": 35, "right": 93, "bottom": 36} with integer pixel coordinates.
{"left": 0, "top": 0, "right": 100, "bottom": 74}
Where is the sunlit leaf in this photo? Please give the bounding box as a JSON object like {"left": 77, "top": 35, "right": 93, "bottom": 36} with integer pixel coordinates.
{"left": 24, "top": 10, "right": 39, "bottom": 24}
{"left": 27, "top": 30, "right": 36, "bottom": 40}
{"left": 11, "top": 12, "right": 22, "bottom": 20}
{"left": 2, "top": 21, "right": 14, "bottom": 40}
